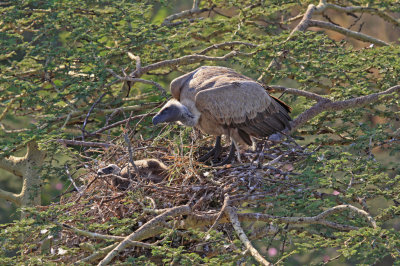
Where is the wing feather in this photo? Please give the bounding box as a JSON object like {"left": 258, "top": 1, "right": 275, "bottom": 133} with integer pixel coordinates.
{"left": 195, "top": 80, "right": 291, "bottom": 139}
{"left": 195, "top": 81, "right": 271, "bottom": 125}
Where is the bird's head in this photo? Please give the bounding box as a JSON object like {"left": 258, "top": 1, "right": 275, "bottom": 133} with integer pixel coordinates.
{"left": 152, "top": 100, "right": 186, "bottom": 125}
{"left": 97, "top": 164, "right": 121, "bottom": 176}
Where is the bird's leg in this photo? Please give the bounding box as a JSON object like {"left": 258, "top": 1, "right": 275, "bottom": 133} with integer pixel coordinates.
{"left": 213, "top": 141, "right": 236, "bottom": 166}
{"left": 198, "top": 136, "right": 222, "bottom": 162}
{"left": 232, "top": 140, "right": 242, "bottom": 163}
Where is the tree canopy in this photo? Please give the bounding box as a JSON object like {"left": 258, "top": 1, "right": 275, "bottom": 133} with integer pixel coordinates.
{"left": 0, "top": 0, "right": 399, "bottom": 265}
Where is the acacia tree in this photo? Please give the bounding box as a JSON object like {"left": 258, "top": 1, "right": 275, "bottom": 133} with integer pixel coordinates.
{"left": 0, "top": 0, "right": 399, "bottom": 265}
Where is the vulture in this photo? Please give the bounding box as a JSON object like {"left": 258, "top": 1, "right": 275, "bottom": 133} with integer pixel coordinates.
{"left": 152, "top": 66, "right": 292, "bottom": 165}
{"left": 97, "top": 159, "right": 168, "bottom": 189}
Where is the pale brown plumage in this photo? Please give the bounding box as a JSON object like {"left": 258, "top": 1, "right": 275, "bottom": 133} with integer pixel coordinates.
{"left": 97, "top": 159, "right": 168, "bottom": 189}
{"left": 153, "top": 66, "right": 292, "bottom": 164}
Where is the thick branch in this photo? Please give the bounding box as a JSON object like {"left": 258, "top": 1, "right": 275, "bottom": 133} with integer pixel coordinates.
{"left": 226, "top": 206, "right": 271, "bottom": 266}
{"left": 0, "top": 155, "right": 25, "bottom": 177}
{"left": 308, "top": 19, "right": 389, "bottom": 46}
{"left": 19, "top": 141, "right": 45, "bottom": 208}
{"left": 59, "top": 223, "right": 154, "bottom": 249}
{"left": 0, "top": 188, "right": 20, "bottom": 206}
{"left": 98, "top": 205, "right": 191, "bottom": 266}
{"left": 291, "top": 85, "right": 400, "bottom": 130}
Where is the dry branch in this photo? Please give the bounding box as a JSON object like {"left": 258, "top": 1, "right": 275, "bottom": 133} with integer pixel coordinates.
{"left": 308, "top": 19, "right": 389, "bottom": 46}
{"left": 226, "top": 206, "right": 271, "bottom": 266}
{"left": 162, "top": 0, "right": 208, "bottom": 26}
{"left": 183, "top": 204, "right": 374, "bottom": 231}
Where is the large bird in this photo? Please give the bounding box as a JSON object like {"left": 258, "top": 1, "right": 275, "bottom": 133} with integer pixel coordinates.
{"left": 152, "top": 66, "right": 291, "bottom": 165}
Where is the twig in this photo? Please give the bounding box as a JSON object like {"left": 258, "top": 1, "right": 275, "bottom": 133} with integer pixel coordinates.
{"left": 65, "top": 164, "right": 82, "bottom": 195}
{"left": 123, "top": 128, "right": 139, "bottom": 176}
{"left": 81, "top": 92, "right": 108, "bottom": 140}
{"left": 131, "top": 50, "right": 249, "bottom": 78}
{"left": 83, "top": 112, "right": 157, "bottom": 138}
{"left": 206, "top": 194, "right": 230, "bottom": 234}
{"left": 197, "top": 41, "right": 257, "bottom": 55}
{"left": 268, "top": 85, "right": 330, "bottom": 102}
{"left": 57, "top": 139, "right": 117, "bottom": 148}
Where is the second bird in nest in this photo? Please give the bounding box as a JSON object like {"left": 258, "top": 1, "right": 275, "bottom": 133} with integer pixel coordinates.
{"left": 152, "top": 66, "right": 292, "bottom": 165}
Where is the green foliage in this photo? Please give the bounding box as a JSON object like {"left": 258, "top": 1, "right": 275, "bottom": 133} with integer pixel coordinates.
{"left": 0, "top": 0, "right": 400, "bottom": 265}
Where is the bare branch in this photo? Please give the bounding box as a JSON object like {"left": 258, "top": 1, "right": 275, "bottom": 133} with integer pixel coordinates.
{"left": 162, "top": 0, "right": 209, "bottom": 26}
{"left": 0, "top": 123, "right": 28, "bottom": 133}
{"left": 226, "top": 206, "right": 271, "bottom": 266}
{"left": 59, "top": 223, "right": 154, "bottom": 248}
{"left": 308, "top": 19, "right": 389, "bottom": 46}
{"left": 0, "top": 153, "right": 26, "bottom": 177}
{"left": 268, "top": 85, "right": 329, "bottom": 102}
{"left": 84, "top": 112, "right": 157, "bottom": 138}
{"left": 56, "top": 139, "right": 117, "bottom": 148}
{"left": 314, "top": 204, "right": 376, "bottom": 228}
{"left": 127, "top": 52, "right": 141, "bottom": 70}
{"left": 185, "top": 204, "right": 374, "bottom": 231}
{"left": 206, "top": 194, "right": 230, "bottom": 234}
{"left": 77, "top": 243, "right": 119, "bottom": 264}
{"left": 98, "top": 205, "right": 191, "bottom": 266}
{"left": 291, "top": 85, "right": 400, "bottom": 130}
{"left": 81, "top": 92, "right": 108, "bottom": 138}
{"left": 122, "top": 77, "right": 167, "bottom": 96}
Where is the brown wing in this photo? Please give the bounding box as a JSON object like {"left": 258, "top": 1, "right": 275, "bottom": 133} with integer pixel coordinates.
{"left": 195, "top": 81, "right": 291, "bottom": 144}
{"left": 171, "top": 66, "right": 252, "bottom": 101}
